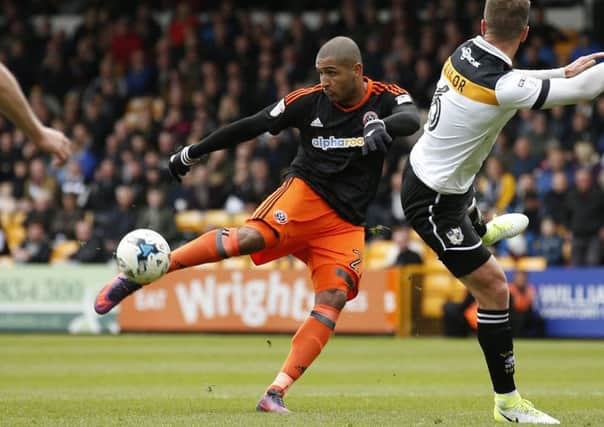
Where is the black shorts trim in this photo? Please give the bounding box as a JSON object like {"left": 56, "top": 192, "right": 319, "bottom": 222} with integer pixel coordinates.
{"left": 401, "top": 164, "right": 491, "bottom": 277}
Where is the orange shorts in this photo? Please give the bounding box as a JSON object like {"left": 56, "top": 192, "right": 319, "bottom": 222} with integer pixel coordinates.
{"left": 245, "top": 177, "right": 364, "bottom": 300}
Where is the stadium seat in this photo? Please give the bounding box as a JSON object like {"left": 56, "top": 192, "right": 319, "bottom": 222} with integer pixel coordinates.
{"left": 203, "top": 210, "right": 232, "bottom": 230}
{"left": 497, "top": 256, "right": 516, "bottom": 270}
{"left": 220, "top": 256, "right": 250, "bottom": 269}
{"left": 175, "top": 210, "right": 205, "bottom": 233}
{"left": 5, "top": 224, "right": 26, "bottom": 251}
{"left": 422, "top": 295, "right": 445, "bottom": 318}
{"left": 50, "top": 240, "right": 80, "bottom": 263}
{"left": 516, "top": 256, "right": 547, "bottom": 271}
{"left": 366, "top": 240, "right": 399, "bottom": 269}
{"left": 230, "top": 211, "right": 250, "bottom": 227}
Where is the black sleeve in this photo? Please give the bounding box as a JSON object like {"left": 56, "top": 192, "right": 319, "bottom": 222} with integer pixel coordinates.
{"left": 188, "top": 96, "right": 307, "bottom": 159}
{"left": 383, "top": 103, "right": 421, "bottom": 137}
{"left": 188, "top": 110, "right": 272, "bottom": 158}
{"left": 531, "top": 79, "right": 550, "bottom": 110}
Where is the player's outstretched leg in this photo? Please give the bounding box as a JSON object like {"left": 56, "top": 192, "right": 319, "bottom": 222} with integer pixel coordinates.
{"left": 467, "top": 199, "right": 529, "bottom": 246}
{"left": 257, "top": 291, "right": 343, "bottom": 413}
{"left": 95, "top": 226, "right": 271, "bottom": 315}
{"left": 94, "top": 274, "right": 142, "bottom": 314}
{"left": 494, "top": 393, "right": 560, "bottom": 424}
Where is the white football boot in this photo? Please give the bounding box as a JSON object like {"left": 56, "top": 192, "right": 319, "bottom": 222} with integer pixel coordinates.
{"left": 481, "top": 213, "right": 529, "bottom": 247}
{"left": 494, "top": 393, "right": 560, "bottom": 424}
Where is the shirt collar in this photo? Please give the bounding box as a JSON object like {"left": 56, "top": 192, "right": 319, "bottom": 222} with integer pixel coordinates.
{"left": 472, "top": 35, "right": 512, "bottom": 66}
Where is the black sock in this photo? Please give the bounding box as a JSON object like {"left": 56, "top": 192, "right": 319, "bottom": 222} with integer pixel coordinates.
{"left": 477, "top": 309, "right": 516, "bottom": 394}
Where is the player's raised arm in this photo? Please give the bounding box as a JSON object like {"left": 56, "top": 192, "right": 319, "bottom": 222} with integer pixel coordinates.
{"left": 168, "top": 110, "right": 272, "bottom": 181}
{"left": 515, "top": 52, "right": 604, "bottom": 80}
{"left": 169, "top": 85, "right": 316, "bottom": 181}
{"left": 0, "top": 62, "right": 71, "bottom": 165}
{"left": 542, "top": 59, "right": 604, "bottom": 108}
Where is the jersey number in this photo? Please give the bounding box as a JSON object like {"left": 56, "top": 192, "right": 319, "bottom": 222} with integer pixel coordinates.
{"left": 427, "top": 84, "right": 450, "bottom": 131}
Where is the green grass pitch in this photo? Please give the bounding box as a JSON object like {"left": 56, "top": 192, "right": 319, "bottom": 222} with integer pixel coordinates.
{"left": 1, "top": 334, "right": 603, "bottom": 426}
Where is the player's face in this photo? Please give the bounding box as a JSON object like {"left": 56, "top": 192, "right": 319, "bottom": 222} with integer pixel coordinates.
{"left": 316, "top": 56, "right": 358, "bottom": 104}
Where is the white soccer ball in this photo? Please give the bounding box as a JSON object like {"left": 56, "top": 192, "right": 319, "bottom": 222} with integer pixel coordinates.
{"left": 115, "top": 229, "right": 171, "bottom": 284}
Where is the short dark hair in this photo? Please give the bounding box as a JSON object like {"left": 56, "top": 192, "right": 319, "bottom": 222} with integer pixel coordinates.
{"left": 316, "top": 36, "right": 362, "bottom": 66}
{"left": 484, "top": 0, "right": 531, "bottom": 41}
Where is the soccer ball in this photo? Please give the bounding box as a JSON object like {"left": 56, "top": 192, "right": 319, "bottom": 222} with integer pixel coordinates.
{"left": 115, "top": 229, "right": 171, "bottom": 284}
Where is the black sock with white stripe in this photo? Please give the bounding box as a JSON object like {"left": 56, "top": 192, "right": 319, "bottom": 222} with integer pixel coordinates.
{"left": 477, "top": 308, "right": 516, "bottom": 394}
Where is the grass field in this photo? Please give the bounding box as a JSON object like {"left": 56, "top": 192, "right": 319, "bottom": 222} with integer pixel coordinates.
{"left": 1, "top": 335, "right": 603, "bottom": 426}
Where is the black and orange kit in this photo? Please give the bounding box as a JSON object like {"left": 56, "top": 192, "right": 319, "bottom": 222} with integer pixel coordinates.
{"left": 188, "top": 77, "right": 416, "bottom": 298}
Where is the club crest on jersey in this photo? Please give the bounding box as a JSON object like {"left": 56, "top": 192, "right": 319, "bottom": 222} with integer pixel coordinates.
{"left": 446, "top": 227, "right": 464, "bottom": 245}
{"left": 460, "top": 47, "right": 481, "bottom": 68}
{"left": 273, "top": 209, "right": 288, "bottom": 224}
{"left": 363, "top": 111, "right": 379, "bottom": 125}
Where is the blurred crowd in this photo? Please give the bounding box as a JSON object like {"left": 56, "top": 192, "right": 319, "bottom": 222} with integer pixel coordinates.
{"left": 1, "top": 0, "right": 603, "bottom": 267}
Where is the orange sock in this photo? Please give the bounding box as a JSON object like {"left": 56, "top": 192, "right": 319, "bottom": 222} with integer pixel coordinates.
{"left": 168, "top": 228, "right": 240, "bottom": 272}
{"left": 269, "top": 304, "right": 341, "bottom": 394}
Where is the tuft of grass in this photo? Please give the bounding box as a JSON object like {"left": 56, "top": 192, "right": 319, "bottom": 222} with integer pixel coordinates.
{"left": 1, "top": 335, "right": 603, "bottom": 426}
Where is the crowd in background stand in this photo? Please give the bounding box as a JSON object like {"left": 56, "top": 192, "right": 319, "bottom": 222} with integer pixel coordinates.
{"left": 1, "top": 0, "right": 604, "bottom": 267}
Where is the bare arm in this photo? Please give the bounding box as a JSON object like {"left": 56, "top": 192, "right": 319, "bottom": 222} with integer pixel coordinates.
{"left": 0, "top": 62, "right": 71, "bottom": 165}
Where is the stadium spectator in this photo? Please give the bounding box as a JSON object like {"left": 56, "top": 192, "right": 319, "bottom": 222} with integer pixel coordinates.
{"left": 391, "top": 226, "right": 422, "bottom": 266}
{"left": 69, "top": 220, "right": 107, "bottom": 263}
{"left": 569, "top": 31, "right": 603, "bottom": 62}
{"left": 137, "top": 187, "right": 181, "bottom": 247}
{"left": 51, "top": 192, "right": 85, "bottom": 242}
{"left": 511, "top": 136, "right": 539, "bottom": 178}
{"left": 568, "top": 168, "right": 604, "bottom": 266}
{"left": 535, "top": 142, "right": 572, "bottom": 196}
{"left": 25, "top": 190, "right": 55, "bottom": 233}
{"left": 102, "top": 185, "right": 138, "bottom": 255}
{"left": 12, "top": 220, "right": 51, "bottom": 263}
{"left": 532, "top": 217, "right": 565, "bottom": 265}
{"left": 478, "top": 157, "right": 516, "bottom": 214}
{"left": 543, "top": 171, "right": 571, "bottom": 228}
{"left": 508, "top": 270, "right": 545, "bottom": 338}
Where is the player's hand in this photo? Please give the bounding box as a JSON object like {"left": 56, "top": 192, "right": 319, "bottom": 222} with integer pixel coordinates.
{"left": 362, "top": 118, "right": 392, "bottom": 155}
{"left": 168, "top": 146, "right": 197, "bottom": 182}
{"left": 34, "top": 126, "right": 72, "bottom": 167}
{"left": 564, "top": 52, "right": 604, "bottom": 78}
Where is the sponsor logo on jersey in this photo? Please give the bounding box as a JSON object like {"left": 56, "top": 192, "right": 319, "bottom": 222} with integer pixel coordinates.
{"left": 460, "top": 46, "right": 481, "bottom": 68}
{"left": 270, "top": 98, "right": 285, "bottom": 117}
{"left": 362, "top": 111, "right": 379, "bottom": 125}
{"left": 446, "top": 227, "right": 464, "bottom": 245}
{"left": 310, "top": 117, "right": 323, "bottom": 127}
{"left": 273, "top": 209, "right": 288, "bottom": 224}
{"left": 311, "top": 136, "right": 365, "bottom": 150}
